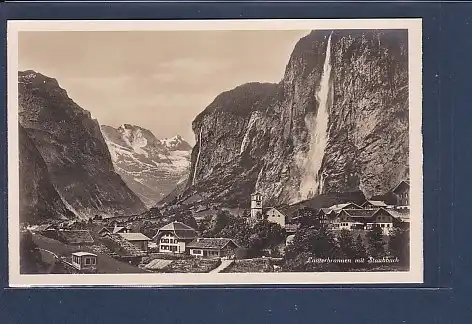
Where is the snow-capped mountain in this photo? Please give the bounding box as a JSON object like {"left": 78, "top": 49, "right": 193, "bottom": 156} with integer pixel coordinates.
{"left": 100, "top": 124, "right": 192, "bottom": 207}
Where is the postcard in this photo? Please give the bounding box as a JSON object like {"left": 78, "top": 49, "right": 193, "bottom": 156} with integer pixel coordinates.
{"left": 7, "top": 18, "right": 422, "bottom": 286}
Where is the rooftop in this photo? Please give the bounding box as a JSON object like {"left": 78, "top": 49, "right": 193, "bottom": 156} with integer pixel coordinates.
{"left": 392, "top": 180, "right": 410, "bottom": 193}
{"left": 145, "top": 259, "right": 173, "bottom": 271}
{"left": 118, "top": 232, "right": 151, "bottom": 241}
{"left": 158, "top": 221, "right": 195, "bottom": 231}
{"left": 329, "top": 202, "right": 362, "bottom": 212}
{"left": 72, "top": 252, "right": 97, "bottom": 257}
{"left": 187, "top": 238, "right": 239, "bottom": 250}
{"left": 113, "top": 226, "right": 126, "bottom": 234}
{"left": 388, "top": 209, "right": 411, "bottom": 220}
{"left": 363, "top": 200, "right": 388, "bottom": 207}
{"left": 154, "top": 222, "right": 197, "bottom": 240}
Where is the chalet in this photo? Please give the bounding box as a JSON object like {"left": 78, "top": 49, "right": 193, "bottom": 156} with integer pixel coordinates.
{"left": 393, "top": 180, "right": 410, "bottom": 207}
{"left": 152, "top": 222, "right": 198, "bottom": 254}
{"left": 71, "top": 252, "right": 97, "bottom": 273}
{"left": 104, "top": 234, "right": 147, "bottom": 258}
{"left": 317, "top": 208, "right": 338, "bottom": 226}
{"left": 187, "top": 238, "right": 239, "bottom": 258}
{"left": 118, "top": 232, "right": 151, "bottom": 253}
{"left": 264, "top": 207, "right": 286, "bottom": 228}
{"left": 334, "top": 208, "right": 395, "bottom": 235}
{"left": 361, "top": 200, "right": 388, "bottom": 209}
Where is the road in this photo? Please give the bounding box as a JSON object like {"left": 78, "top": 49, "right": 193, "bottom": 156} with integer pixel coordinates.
{"left": 32, "top": 234, "right": 147, "bottom": 274}
{"left": 210, "top": 259, "right": 234, "bottom": 273}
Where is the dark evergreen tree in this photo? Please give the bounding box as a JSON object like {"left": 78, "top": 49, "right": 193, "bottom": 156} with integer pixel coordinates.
{"left": 284, "top": 225, "right": 339, "bottom": 271}
{"left": 367, "top": 226, "right": 385, "bottom": 258}
{"left": 338, "top": 229, "right": 356, "bottom": 260}
{"left": 293, "top": 207, "right": 320, "bottom": 228}
{"left": 354, "top": 234, "right": 368, "bottom": 261}
{"left": 388, "top": 228, "right": 410, "bottom": 267}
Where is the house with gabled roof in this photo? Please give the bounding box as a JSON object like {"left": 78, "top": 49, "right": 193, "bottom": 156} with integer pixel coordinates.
{"left": 187, "top": 238, "right": 239, "bottom": 258}
{"left": 118, "top": 232, "right": 151, "bottom": 253}
{"left": 152, "top": 222, "right": 198, "bottom": 254}
{"left": 264, "top": 207, "right": 286, "bottom": 228}
{"left": 393, "top": 180, "right": 410, "bottom": 207}
{"left": 334, "top": 208, "right": 396, "bottom": 235}
{"left": 316, "top": 208, "right": 338, "bottom": 226}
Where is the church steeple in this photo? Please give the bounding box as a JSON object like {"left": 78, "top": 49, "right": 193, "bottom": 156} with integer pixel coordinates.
{"left": 250, "top": 192, "right": 263, "bottom": 220}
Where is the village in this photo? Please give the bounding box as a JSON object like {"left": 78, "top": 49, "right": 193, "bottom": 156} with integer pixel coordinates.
{"left": 22, "top": 180, "right": 410, "bottom": 274}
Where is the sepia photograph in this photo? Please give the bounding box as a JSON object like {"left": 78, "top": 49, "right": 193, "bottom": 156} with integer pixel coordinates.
{"left": 7, "top": 19, "right": 423, "bottom": 286}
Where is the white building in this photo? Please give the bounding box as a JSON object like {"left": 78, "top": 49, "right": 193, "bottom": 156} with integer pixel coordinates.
{"left": 71, "top": 252, "right": 97, "bottom": 272}
{"left": 264, "top": 207, "right": 286, "bottom": 228}
{"left": 152, "top": 222, "right": 198, "bottom": 254}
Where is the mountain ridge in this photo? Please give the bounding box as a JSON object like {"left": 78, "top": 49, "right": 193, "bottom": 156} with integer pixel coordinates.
{"left": 100, "top": 124, "right": 192, "bottom": 207}
{"left": 18, "top": 70, "right": 147, "bottom": 221}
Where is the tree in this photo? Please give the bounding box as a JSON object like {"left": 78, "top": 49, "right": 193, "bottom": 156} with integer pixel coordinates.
{"left": 388, "top": 228, "right": 410, "bottom": 267}
{"left": 248, "top": 220, "right": 286, "bottom": 255}
{"left": 338, "top": 229, "right": 357, "bottom": 260}
{"left": 20, "top": 231, "right": 44, "bottom": 274}
{"left": 211, "top": 210, "right": 231, "bottom": 234}
{"left": 147, "top": 207, "right": 162, "bottom": 219}
{"left": 367, "top": 226, "right": 385, "bottom": 258}
{"left": 284, "top": 225, "right": 339, "bottom": 271}
{"left": 292, "top": 207, "right": 320, "bottom": 228}
{"left": 354, "top": 234, "right": 368, "bottom": 261}
{"left": 174, "top": 210, "right": 197, "bottom": 229}
{"left": 218, "top": 216, "right": 252, "bottom": 247}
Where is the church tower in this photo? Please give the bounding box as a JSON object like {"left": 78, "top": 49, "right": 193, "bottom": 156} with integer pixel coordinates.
{"left": 250, "top": 192, "right": 263, "bottom": 220}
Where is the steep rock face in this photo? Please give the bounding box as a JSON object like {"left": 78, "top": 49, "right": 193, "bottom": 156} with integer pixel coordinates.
{"left": 18, "top": 71, "right": 147, "bottom": 218}
{"left": 324, "top": 30, "right": 409, "bottom": 196}
{"left": 184, "top": 82, "right": 279, "bottom": 208}
{"left": 19, "top": 124, "right": 74, "bottom": 223}
{"left": 101, "top": 124, "right": 192, "bottom": 207}
{"left": 164, "top": 29, "right": 409, "bottom": 211}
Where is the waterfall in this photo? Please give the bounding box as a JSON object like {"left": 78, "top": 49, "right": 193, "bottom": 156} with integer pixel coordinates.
{"left": 299, "top": 33, "right": 333, "bottom": 200}
{"left": 192, "top": 127, "right": 203, "bottom": 186}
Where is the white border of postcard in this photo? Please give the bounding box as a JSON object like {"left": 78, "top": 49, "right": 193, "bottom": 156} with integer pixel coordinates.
{"left": 7, "top": 18, "right": 423, "bottom": 287}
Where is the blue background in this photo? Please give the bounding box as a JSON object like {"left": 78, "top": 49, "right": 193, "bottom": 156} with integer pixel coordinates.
{"left": 0, "top": 2, "right": 469, "bottom": 322}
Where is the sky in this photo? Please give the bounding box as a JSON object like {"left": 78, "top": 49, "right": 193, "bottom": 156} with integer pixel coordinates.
{"left": 19, "top": 30, "right": 309, "bottom": 145}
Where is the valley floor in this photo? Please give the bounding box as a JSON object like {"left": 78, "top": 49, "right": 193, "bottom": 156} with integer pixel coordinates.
{"left": 26, "top": 234, "right": 147, "bottom": 274}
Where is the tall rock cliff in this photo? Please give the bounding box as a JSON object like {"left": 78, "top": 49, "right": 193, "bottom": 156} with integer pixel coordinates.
{"left": 101, "top": 124, "right": 192, "bottom": 207}
{"left": 19, "top": 124, "right": 75, "bottom": 224}
{"left": 164, "top": 29, "right": 409, "bottom": 211}
{"left": 18, "top": 71, "right": 147, "bottom": 219}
